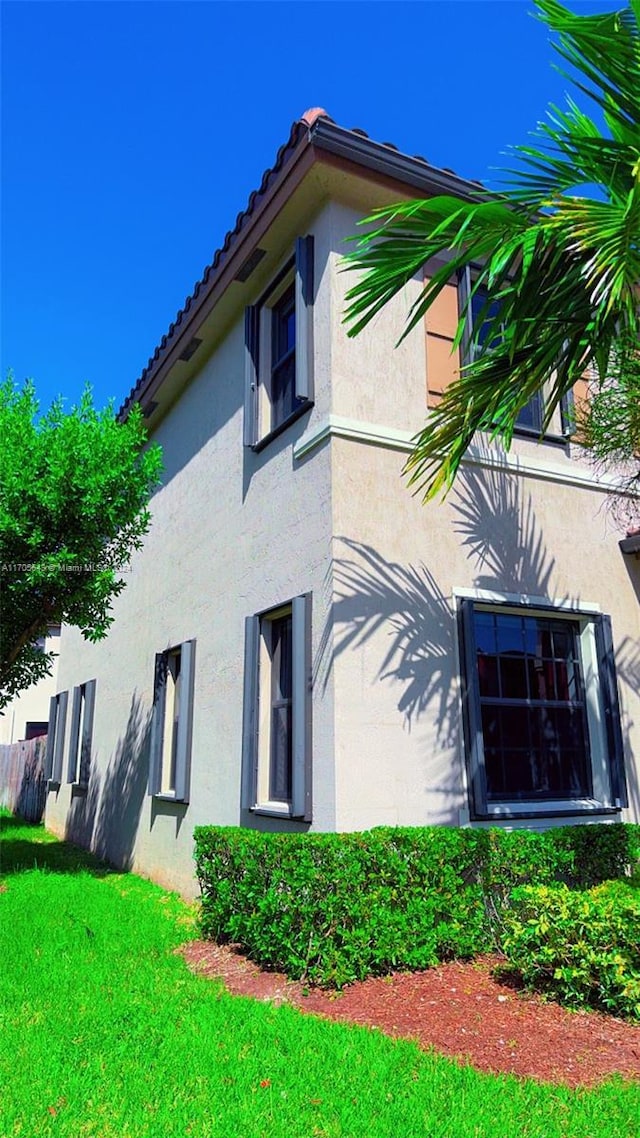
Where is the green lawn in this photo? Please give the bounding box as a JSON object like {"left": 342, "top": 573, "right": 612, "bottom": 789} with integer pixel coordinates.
{"left": 1, "top": 814, "right": 638, "bottom": 1138}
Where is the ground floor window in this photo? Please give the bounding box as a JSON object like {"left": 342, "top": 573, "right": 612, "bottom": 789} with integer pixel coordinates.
{"left": 242, "top": 594, "right": 311, "bottom": 820}
{"left": 148, "top": 639, "right": 196, "bottom": 803}
{"left": 45, "top": 690, "right": 68, "bottom": 787}
{"left": 458, "top": 598, "right": 627, "bottom": 819}
{"left": 66, "top": 679, "right": 96, "bottom": 788}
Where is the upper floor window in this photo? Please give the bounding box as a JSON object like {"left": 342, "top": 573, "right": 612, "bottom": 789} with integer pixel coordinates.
{"left": 271, "top": 282, "right": 297, "bottom": 429}
{"left": 244, "top": 235, "right": 314, "bottom": 450}
{"left": 461, "top": 269, "right": 544, "bottom": 435}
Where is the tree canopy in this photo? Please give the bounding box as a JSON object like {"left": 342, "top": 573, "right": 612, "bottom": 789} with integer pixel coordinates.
{"left": 0, "top": 377, "right": 162, "bottom": 708}
{"left": 343, "top": 0, "right": 640, "bottom": 502}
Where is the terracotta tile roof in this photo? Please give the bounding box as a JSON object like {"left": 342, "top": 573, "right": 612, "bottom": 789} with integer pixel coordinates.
{"left": 120, "top": 109, "right": 482, "bottom": 419}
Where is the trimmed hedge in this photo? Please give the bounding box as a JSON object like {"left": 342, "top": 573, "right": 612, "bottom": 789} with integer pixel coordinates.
{"left": 194, "top": 823, "right": 639, "bottom": 988}
{"left": 501, "top": 881, "right": 640, "bottom": 1021}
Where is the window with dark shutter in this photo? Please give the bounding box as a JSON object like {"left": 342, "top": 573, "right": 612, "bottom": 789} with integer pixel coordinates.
{"left": 460, "top": 267, "right": 545, "bottom": 434}
{"left": 66, "top": 679, "right": 96, "bottom": 787}
{"left": 243, "top": 236, "right": 314, "bottom": 449}
{"left": 458, "top": 598, "right": 628, "bottom": 820}
{"left": 242, "top": 594, "right": 312, "bottom": 820}
{"left": 148, "top": 640, "right": 196, "bottom": 803}
{"left": 46, "top": 690, "right": 68, "bottom": 788}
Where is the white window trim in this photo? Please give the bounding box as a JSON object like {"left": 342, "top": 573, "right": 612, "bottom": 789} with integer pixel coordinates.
{"left": 148, "top": 639, "right": 196, "bottom": 804}
{"left": 66, "top": 679, "right": 96, "bottom": 789}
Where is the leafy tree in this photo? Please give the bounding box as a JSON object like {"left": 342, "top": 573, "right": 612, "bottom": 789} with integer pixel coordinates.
{"left": 0, "top": 376, "right": 162, "bottom": 708}
{"left": 344, "top": 0, "right": 640, "bottom": 502}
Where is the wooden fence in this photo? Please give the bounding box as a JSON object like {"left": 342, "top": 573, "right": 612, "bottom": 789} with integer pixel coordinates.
{"left": 0, "top": 736, "right": 47, "bottom": 823}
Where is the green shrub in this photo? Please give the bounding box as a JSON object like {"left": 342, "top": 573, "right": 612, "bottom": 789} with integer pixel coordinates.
{"left": 193, "top": 823, "right": 639, "bottom": 989}
{"left": 501, "top": 880, "right": 640, "bottom": 1021}
{"left": 549, "top": 823, "right": 640, "bottom": 887}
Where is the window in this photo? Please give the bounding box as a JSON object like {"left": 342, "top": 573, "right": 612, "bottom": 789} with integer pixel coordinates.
{"left": 25, "top": 722, "right": 48, "bottom": 741}
{"left": 244, "top": 235, "right": 314, "bottom": 448}
{"left": 148, "top": 640, "right": 196, "bottom": 802}
{"left": 45, "top": 691, "right": 68, "bottom": 787}
{"left": 459, "top": 267, "right": 545, "bottom": 435}
{"left": 458, "top": 599, "right": 628, "bottom": 819}
{"left": 66, "top": 679, "right": 96, "bottom": 788}
{"left": 242, "top": 595, "right": 312, "bottom": 819}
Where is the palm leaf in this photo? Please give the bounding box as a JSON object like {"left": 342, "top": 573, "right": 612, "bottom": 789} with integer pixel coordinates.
{"left": 343, "top": 0, "right": 640, "bottom": 500}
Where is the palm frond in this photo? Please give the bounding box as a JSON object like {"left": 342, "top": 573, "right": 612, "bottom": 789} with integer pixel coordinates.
{"left": 342, "top": 0, "right": 640, "bottom": 501}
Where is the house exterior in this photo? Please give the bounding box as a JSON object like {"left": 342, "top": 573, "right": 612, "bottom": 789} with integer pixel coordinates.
{"left": 44, "top": 109, "right": 640, "bottom": 897}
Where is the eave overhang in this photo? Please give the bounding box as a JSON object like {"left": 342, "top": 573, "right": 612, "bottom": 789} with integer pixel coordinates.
{"left": 118, "top": 112, "right": 484, "bottom": 427}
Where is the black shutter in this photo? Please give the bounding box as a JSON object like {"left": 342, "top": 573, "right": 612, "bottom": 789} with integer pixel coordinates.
{"left": 51, "top": 691, "right": 68, "bottom": 785}
{"left": 241, "top": 616, "right": 260, "bottom": 811}
{"left": 45, "top": 695, "right": 57, "bottom": 781}
{"left": 244, "top": 304, "right": 260, "bottom": 447}
{"left": 291, "top": 593, "right": 312, "bottom": 820}
{"left": 594, "top": 613, "right": 628, "bottom": 808}
{"left": 457, "top": 600, "right": 487, "bottom": 818}
{"left": 294, "top": 236, "right": 314, "bottom": 403}
{"left": 79, "top": 679, "right": 96, "bottom": 788}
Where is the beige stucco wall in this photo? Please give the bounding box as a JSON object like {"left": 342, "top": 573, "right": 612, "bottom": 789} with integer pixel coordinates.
{"left": 0, "top": 627, "right": 61, "bottom": 745}
{"left": 45, "top": 191, "right": 640, "bottom": 898}
{"left": 45, "top": 206, "right": 337, "bottom": 897}
{"left": 324, "top": 201, "right": 640, "bottom": 829}
{"left": 327, "top": 439, "right": 640, "bottom": 830}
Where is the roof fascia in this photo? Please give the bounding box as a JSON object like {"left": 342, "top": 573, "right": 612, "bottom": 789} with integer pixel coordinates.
{"left": 120, "top": 118, "right": 486, "bottom": 422}
{"left": 119, "top": 124, "right": 314, "bottom": 420}
{"left": 308, "top": 118, "right": 484, "bottom": 201}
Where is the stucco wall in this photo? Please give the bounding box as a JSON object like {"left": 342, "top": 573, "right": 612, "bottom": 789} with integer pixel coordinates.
{"left": 44, "top": 192, "right": 640, "bottom": 897}
{"left": 45, "top": 207, "right": 337, "bottom": 897}
{"left": 324, "top": 202, "right": 640, "bottom": 829}
{"left": 327, "top": 439, "right": 640, "bottom": 830}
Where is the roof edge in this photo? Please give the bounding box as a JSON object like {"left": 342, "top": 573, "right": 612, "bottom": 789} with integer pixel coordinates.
{"left": 119, "top": 112, "right": 485, "bottom": 421}
{"left": 308, "top": 117, "right": 484, "bottom": 199}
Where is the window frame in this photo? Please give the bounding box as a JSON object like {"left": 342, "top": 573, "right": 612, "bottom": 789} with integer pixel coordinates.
{"left": 148, "top": 639, "right": 196, "bottom": 804}
{"left": 242, "top": 594, "right": 312, "bottom": 821}
{"left": 66, "top": 678, "right": 97, "bottom": 789}
{"left": 457, "top": 596, "right": 628, "bottom": 821}
{"left": 457, "top": 266, "right": 567, "bottom": 443}
{"left": 244, "top": 235, "right": 314, "bottom": 451}
{"left": 45, "top": 690, "right": 68, "bottom": 789}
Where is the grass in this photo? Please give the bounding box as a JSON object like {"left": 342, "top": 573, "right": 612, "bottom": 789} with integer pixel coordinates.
{"left": 0, "top": 813, "right": 638, "bottom": 1138}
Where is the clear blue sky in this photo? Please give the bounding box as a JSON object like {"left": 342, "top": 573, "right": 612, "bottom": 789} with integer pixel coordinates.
{"left": 1, "top": 0, "right": 621, "bottom": 412}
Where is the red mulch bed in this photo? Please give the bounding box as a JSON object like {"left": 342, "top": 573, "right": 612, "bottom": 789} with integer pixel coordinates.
{"left": 180, "top": 941, "right": 640, "bottom": 1088}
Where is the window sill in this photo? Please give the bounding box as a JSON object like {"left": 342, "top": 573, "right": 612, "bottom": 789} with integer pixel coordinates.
{"left": 511, "top": 426, "right": 569, "bottom": 447}
{"left": 252, "top": 400, "right": 313, "bottom": 453}
{"left": 250, "top": 802, "right": 300, "bottom": 820}
{"left": 474, "top": 802, "right": 621, "bottom": 822}
{"left": 47, "top": 779, "right": 60, "bottom": 792}
{"left": 70, "top": 782, "right": 88, "bottom": 796}
{"left": 152, "top": 793, "right": 188, "bottom": 805}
